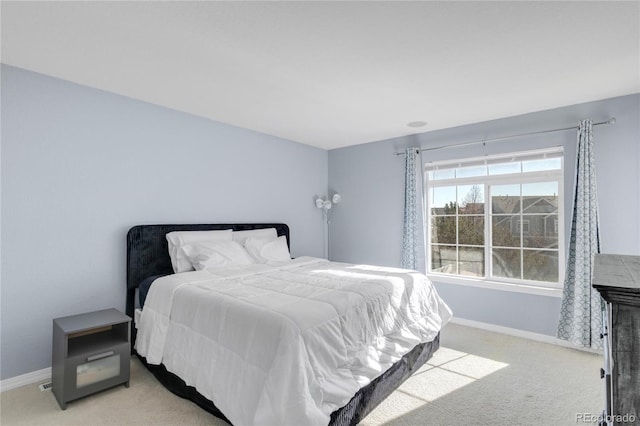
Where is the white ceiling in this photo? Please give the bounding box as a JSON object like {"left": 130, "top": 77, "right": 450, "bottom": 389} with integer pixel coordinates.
{"left": 2, "top": 1, "right": 638, "bottom": 150}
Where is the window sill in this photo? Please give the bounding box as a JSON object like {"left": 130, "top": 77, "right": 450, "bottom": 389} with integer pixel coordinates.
{"left": 427, "top": 274, "right": 563, "bottom": 298}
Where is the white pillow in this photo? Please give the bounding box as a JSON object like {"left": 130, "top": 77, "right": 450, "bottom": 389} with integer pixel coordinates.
{"left": 166, "top": 229, "right": 233, "bottom": 273}
{"left": 181, "top": 240, "right": 255, "bottom": 270}
{"left": 232, "top": 228, "right": 278, "bottom": 246}
{"left": 244, "top": 236, "right": 291, "bottom": 264}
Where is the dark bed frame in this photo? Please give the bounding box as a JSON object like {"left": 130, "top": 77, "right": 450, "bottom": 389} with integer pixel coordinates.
{"left": 126, "top": 223, "right": 440, "bottom": 426}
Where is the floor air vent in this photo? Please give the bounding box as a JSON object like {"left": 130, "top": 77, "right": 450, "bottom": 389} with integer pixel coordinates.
{"left": 39, "top": 382, "right": 52, "bottom": 391}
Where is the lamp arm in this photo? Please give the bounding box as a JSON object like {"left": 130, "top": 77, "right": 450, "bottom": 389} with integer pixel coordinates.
{"left": 321, "top": 207, "right": 331, "bottom": 224}
{"left": 316, "top": 194, "right": 339, "bottom": 224}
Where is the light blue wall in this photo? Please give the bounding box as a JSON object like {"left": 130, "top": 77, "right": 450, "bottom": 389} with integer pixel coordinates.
{"left": 329, "top": 94, "right": 640, "bottom": 336}
{"left": 0, "top": 65, "right": 328, "bottom": 380}
{"left": 2, "top": 63, "right": 638, "bottom": 379}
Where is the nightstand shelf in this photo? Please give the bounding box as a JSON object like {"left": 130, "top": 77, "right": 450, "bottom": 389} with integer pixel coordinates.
{"left": 52, "top": 309, "right": 131, "bottom": 410}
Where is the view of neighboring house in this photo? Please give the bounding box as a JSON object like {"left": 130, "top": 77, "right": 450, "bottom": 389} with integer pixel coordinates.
{"left": 431, "top": 187, "right": 560, "bottom": 283}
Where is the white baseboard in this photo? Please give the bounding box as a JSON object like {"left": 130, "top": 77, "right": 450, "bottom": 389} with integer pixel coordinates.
{"left": 0, "top": 316, "right": 601, "bottom": 393}
{"left": 0, "top": 367, "right": 51, "bottom": 393}
{"left": 449, "top": 317, "right": 602, "bottom": 354}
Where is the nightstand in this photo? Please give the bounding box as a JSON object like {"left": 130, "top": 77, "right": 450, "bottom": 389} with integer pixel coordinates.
{"left": 52, "top": 308, "right": 131, "bottom": 409}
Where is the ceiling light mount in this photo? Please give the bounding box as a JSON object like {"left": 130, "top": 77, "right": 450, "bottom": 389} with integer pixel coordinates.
{"left": 407, "top": 121, "right": 428, "bottom": 128}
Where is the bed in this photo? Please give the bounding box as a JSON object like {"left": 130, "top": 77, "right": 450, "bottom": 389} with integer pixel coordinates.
{"left": 126, "top": 223, "right": 451, "bottom": 426}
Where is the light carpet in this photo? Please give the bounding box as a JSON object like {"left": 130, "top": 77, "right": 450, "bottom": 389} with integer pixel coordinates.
{"left": 0, "top": 323, "right": 604, "bottom": 425}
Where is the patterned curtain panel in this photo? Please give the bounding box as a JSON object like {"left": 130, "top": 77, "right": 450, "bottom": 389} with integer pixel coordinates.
{"left": 401, "top": 148, "right": 418, "bottom": 270}
{"left": 557, "top": 120, "right": 603, "bottom": 350}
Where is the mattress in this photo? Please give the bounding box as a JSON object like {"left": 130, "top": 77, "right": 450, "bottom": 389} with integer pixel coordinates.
{"left": 135, "top": 257, "right": 451, "bottom": 426}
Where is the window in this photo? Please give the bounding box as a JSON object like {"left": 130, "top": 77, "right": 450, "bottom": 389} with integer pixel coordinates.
{"left": 426, "top": 148, "right": 564, "bottom": 288}
{"left": 516, "top": 220, "right": 530, "bottom": 234}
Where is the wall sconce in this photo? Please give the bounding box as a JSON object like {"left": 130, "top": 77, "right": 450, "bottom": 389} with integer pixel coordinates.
{"left": 315, "top": 193, "right": 341, "bottom": 223}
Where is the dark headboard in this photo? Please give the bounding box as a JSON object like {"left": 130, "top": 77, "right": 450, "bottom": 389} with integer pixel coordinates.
{"left": 125, "top": 223, "right": 289, "bottom": 347}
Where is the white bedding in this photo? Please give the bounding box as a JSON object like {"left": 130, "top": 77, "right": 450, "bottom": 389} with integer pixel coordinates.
{"left": 135, "top": 257, "right": 452, "bottom": 426}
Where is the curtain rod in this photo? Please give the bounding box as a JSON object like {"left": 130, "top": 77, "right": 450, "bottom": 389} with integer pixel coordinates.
{"left": 392, "top": 117, "right": 616, "bottom": 156}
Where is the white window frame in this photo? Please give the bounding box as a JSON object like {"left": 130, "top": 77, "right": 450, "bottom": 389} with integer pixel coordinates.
{"left": 424, "top": 147, "right": 565, "bottom": 296}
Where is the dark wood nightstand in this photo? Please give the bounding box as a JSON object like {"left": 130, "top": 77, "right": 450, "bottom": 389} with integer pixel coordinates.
{"left": 52, "top": 308, "right": 131, "bottom": 409}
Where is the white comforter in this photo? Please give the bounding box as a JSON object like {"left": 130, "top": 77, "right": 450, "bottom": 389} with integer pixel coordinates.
{"left": 136, "top": 257, "right": 451, "bottom": 426}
